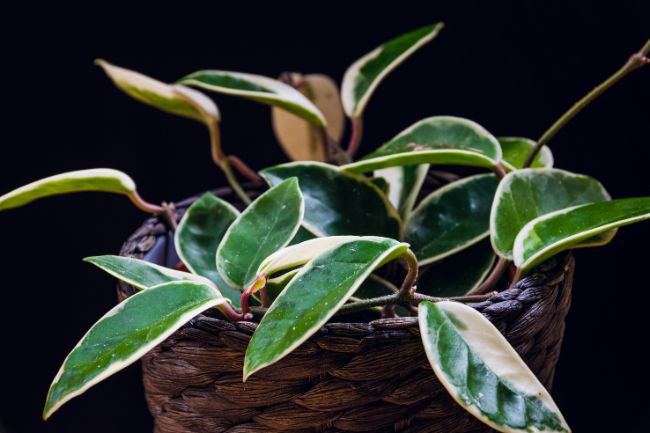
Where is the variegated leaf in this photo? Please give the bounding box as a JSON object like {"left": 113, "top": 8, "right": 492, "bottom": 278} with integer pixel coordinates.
{"left": 341, "top": 23, "right": 444, "bottom": 117}
{"left": 514, "top": 197, "right": 650, "bottom": 272}
{"left": 490, "top": 168, "right": 611, "bottom": 258}
{"left": 419, "top": 301, "right": 570, "bottom": 432}
{"left": 0, "top": 169, "right": 136, "bottom": 212}
{"left": 244, "top": 237, "right": 409, "bottom": 379}
{"left": 174, "top": 192, "right": 241, "bottom": 306}
{"left": 97, "top": 59, "right": 219, "bottom": 124}
{"left": 179, "top": 70, "right": 325, "bottom": 126}
{"left": 217, "top": 178, "right": 304, "bottom": 288}
{"left": 43, "top": 281, "right": 227, "bottom": 419}
{"left": 375, "top": 164, "right": 429, "bottom": 219}
{"left": 342, "top": 116, "right": 502, "bottom": 174}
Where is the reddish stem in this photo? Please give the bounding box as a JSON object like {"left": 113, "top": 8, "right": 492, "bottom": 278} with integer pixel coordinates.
{"left": 227, "top": 155, "right": 262, "bottom": 183}
{"left": 347, "top": 116, "right": 363, "bottom": 157}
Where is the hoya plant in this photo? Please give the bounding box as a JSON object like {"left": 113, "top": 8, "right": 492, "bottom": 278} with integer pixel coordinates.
{"left": 2, "top": 24, "right": 650, "bottom": 433}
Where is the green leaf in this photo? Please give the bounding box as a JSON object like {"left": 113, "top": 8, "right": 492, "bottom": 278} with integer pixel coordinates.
{"left": 499, "top": 137, "right": 553, "bottom": 170}
{"left": 341, "top": 23, "right": 444, "bottom": 117}
{"left": 490, "top": 168, "right": 610, "bottom": 259}
{"left": 417, "top": 240, "right": 495, "bottom": 297}
{"left": 265, "top": 269, "right": 299, "bottom": 301}
{"left": 0, "top": 169, "right": 136, "bottom": 212}
{"left": 84, "top": 255, "right": 215, "bottom": 289}
{"left": 96, "top": 59, "right": 219, "bottom": 124}
{"left": 342, "top": 116, "right": 502, "bottom": 174}
{"left": 418, "top": 301, "right": 570, "bottom": 433}
{"left": 43, "top": 281, "right": 226, "bottom": 420}
{"left": 514, "top": 197, "right": 650, "bottom": 272}
{"left": 244, "top": 237, "right": 408, "bottom": 379}
{"left": 257, "top": 236, "right": 359, "bottom": 277}
{"left": 260, "top": 162, "right": 401, "bottom": 238}
{"left": 375, "top": 164, "right": 430, "bottom": 219}
{"left": 174, "top": 192, "right": 241, "bottom": 306}
{"left": 290, "top": 226, "right": 316, "bottom": 245}
{"left": 406, "top": 174, "right": 498, "bottom": 265}
{"left": 217, "top": 178, "right": 304, "bottom": 289}
{"left": 179, "top": 70, "right": 326, "bottom": 126}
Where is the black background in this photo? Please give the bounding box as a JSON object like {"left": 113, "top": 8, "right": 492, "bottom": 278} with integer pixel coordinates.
{"left": 1, "top": 1, "right": 649, "bottom": 432}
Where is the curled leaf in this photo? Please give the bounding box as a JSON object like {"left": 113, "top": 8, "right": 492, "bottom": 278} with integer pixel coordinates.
{"left": 514, "top": 197, "right": 650, "bottom": 272}
{"left": 341, "top": 23, "right": 444, "bottom": 117}
{"left": 0, "top": 169, "right": 136, "bottom": 212}
{"left": 96, "top": 59, "right": 219, "bottom": 124}
{"left": 342, "top": 116, "right": 502, "bottom": 174}
{"left": 84, "top": 255, "right": 215, "bottom": 289}
{"left": 179, "top": 70, "right": 326, "bottom": 126}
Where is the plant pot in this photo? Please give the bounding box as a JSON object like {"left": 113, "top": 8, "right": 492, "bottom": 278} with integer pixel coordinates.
{"left": 118, "top": 187, "right": 574, "bottom": 433}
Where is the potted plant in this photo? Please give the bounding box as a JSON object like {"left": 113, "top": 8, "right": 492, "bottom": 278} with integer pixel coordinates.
{"left": 2, "top": 23, "right": 650, "bottom": 433}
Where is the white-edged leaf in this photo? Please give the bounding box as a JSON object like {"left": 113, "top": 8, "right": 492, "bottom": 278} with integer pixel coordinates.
{"left": 260, "top": 162, "right": 401, "bottom": 239}
{"left": 0, "top": 169, "right": 136, "bottom": 212}
{"left": 498, "top": 137, "right": 553, "bottom": 171}
{"left": 43, "top": 281, "right": 226, "bottom": 420}
{"left": 216, "top": 178, "right": 304, "bottom": 289}
{"left": 490, "top": 168, "right": 611, "bottom": 259}
{"left": 419, "top": 301, "right": 570, "bottom": 433}
{"left": 417, "top": 240, "right": 495, "bottom": 297}
{"left": 342, "top": 116, "right": 502, "bottom": 174}
{"left": 341, "top": 23, "right": 444, "bottom": 117}
{"left": 375, "top": 164, "right": 429, "bottom": 219}
{"left": 405, "top": 174, "right": 498, "bottom": 265}
{"left": 174, "top": 192, "right": 241, "bottom": 306}
{"left": 84, "top": 255, "right": 216, "bottom": 290}
{"left": 179, "top": 70, "right": 326, "bottom": 126}
{"left": 514, "top": 197, "right": 650, "bottom": 272}
{"left": 257, "top": 236, "right": 359, "bottom": 277}
{"left": 96, "top": 59, "right": 219, "bottom": 123}
{"left": 244, "top": 237, "right": 408, "bottom": 379}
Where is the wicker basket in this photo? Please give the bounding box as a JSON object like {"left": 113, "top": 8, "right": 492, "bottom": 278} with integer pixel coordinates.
{"left": 118, "top": 187, "right": 574, "bottom": 433}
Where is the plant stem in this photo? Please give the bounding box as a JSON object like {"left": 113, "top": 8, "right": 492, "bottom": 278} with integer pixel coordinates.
{"left": 337, "top": 291, "right": 498, "bottom": 315}
{"left": 398, "top": 249, "right": 419, "bottom": 298}
{"left": 205, "top": 118, "right": 252, "bottom": 205}
{"left": 492, "top": 162, "right": 507, "bottom": 179}
{"left": 524, "top": 37, "right": 650, "bottom": 168}
{"left": 347, "top": 116, "right": 363, "bottom": 157}
{"left": 128, "top": 191, "right": 165, "bottom": 214}
{"left": 466, "top": 257, "right": 510, "bottom": 295}
{"left": 227, "top": 155, "right": 262, "bottom": 183}
{"left": 320, "top": 127, "right": 351, "bottom": 165}
{"left": 218, "top": 303, "right": 250, "bottom": 321}
{"left": 220, "top": 159, "right": 252, "bottom": 205}
{"left": 161, "top": 202, "right": 178, "bottom": 231}
{"left": 368, "top": 274, "right": 400, "bottom": 293}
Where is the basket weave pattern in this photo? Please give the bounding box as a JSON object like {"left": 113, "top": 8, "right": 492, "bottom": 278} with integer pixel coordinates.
{"left": 118, "top": 198, "right": 574, "bottom": 433}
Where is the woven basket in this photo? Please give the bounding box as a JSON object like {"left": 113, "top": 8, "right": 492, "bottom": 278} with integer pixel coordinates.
{"left": 118, "top": 187, "right": 574, "bottom": 433}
